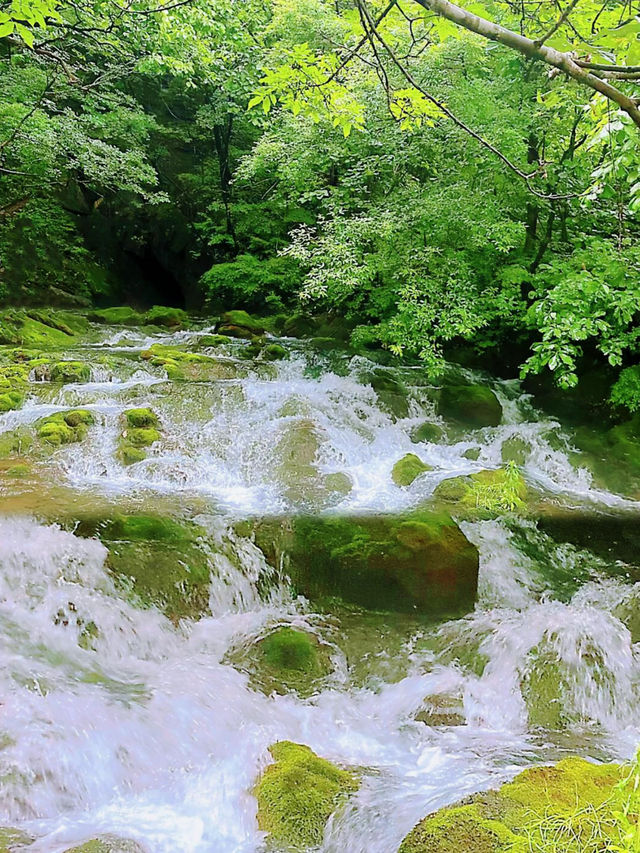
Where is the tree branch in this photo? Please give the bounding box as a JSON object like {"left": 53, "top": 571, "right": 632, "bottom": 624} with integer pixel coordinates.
{"left": 412, "top": 0, "right": 640, "bottom": 129}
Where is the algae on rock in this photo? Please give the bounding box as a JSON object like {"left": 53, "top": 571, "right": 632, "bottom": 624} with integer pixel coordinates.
{"left": 254, "top": 741, "right": 359, "bottom": 850}
{"left": 63, "top": 836, "right": 146, "bottom": 852}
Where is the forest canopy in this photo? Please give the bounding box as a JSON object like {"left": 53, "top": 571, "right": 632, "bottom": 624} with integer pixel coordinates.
{"left": 0, "top": 0, "right": 639, "bottom": 407}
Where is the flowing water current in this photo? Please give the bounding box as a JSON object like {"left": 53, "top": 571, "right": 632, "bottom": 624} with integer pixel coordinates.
{"left": 1, "top": 321, "right": 640, "bottom": 851}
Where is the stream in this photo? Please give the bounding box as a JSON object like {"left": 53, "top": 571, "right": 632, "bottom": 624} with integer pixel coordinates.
{"left": 1, "top": 318, "right": 639, "bottom": 852}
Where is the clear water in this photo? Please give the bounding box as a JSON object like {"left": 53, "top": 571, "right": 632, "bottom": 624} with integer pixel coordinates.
{"left": 1, "top": 323, "right": 639, "bottom": 852}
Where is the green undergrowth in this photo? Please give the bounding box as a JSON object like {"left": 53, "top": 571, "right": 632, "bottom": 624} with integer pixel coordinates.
{"left": 254, "top": 741, "right": 359, "bottom": 849}
{"left": 434, "top": 464, "right": 527, "bottom": 516}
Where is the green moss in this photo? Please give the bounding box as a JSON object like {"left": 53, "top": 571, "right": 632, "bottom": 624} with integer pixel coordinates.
{"left": 89, "top": 306, "right": 146, "bottom": 326}
{"left": 263, "top": 343, "right": 288, "bottom": 361}
{"left": 254, "top": 741, "right": 359, "bottom": 849}
{"left": 438, "top": 384, "right": 502, "bottom": 428}
{"left": 252, "top": 510, "right": 478, "bottom": 614}
{"left": 392, "top": 453, "right": 432, "bottom": 486}
{"left": 36, "top": 410, "right": 95, "bottom": 446}
{"left": 50, "top": 361, "right": 91, "bottom": 383}
{"left": 573, "top": 415, "right": 640, "bottom": 498}
{"left": 0, "top": 362, "right": 31, "bottom": 412}
{"left": 62, "top": 837, "right": 146, "bottom": 853}
{"left": 4, "top": 463, "right": 30, "bottom": 477}
{"left": 410, "top": 422, "right": 444, "bottom": 444}
{"left": 124, "top": 408, "right": 159, "bottom": 429}
{"left": 128, "top": 427, "right": 160, "bottom": 447}
{"left": 399, "top": 757, "right": 624, "bottom": 853}
{"left": 261, "top": 627, "right": 320, "bottom": 672}
{"left": 144, "top": 305, "right": 188, "bottom": 328}
{"left": 0, "top": 827, "right": 33, "bottom": 851}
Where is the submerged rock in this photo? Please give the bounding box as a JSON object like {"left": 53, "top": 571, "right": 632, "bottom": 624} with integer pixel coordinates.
{"left": 573, "top": 414, "right": 640, "bottom": 498}
{"left": 399, "top": 757, "right": 623, "bottom": 853}
{"left": 410, "top": 422, "right": 444, "bottom": 444}
{"left": 76, "top": 513, "right": 212, "bottom": 620}
{"left": 63, "top": 837, "right": 146, "bottom": 852}
{"left": 392, "top": 453, "right": 432, "bottom": 487}
{"left": 254, "top": 741, "right": 359, "bottom": 849}
{"left": 368, "top": 368, "right": 409, "bottom": 420}
{"left": 233, "top": 626, "right": 333, "bottom": 697}
{"left": 438, "top": 384, "right": 502, "bottom": 428}
{"left": 252, "top": 511, "right": 479, "bottom": 614}
{"left": 0, "top": 827, "right": 33, "bottom": 851}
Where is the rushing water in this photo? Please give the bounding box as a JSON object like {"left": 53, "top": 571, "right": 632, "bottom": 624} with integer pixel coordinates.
{"left": 1, "top": 321, "right": 639, "bottom": 851}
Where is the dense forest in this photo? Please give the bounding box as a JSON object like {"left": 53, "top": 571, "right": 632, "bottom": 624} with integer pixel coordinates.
{"left": 3, "top": 1, "right": 640, "bottom": 851}
{"left": 1, "top": 0, "right": 639, "bottom": 408}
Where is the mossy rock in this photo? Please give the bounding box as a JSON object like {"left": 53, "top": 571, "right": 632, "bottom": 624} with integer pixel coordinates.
{"left": 36, "top": 409, "right": 95, "bottom": 446}
{"left": 76, "top": 514, "right": 212, "bottom": 620}
{"left": 252, "top": 510, "right": 478, "bottom": 615}
{"left": 218, "top": 310, "right": 267, "bottom": 337}
{"left": 124, "top": 408, "right": 159, "bottom": 429}
{"left": 433, "top": 468, "right": 527, "bottom": 517}
{"left": 50, "top": 361, "right": 91, "bottom": 383}
{"left": 118, "top": 409, "right": 161, "bottom": 464}
{"left": 140, "top": 343, "right": 237, "bottom": 382}
{"left": 63, "top": 837, "right": 146, "bottom": 853}
{"left": 438, "top": 384, "right": 502, "bottom": 428}
{"left": 263, "top": 343, "right": 288, "bottom": 361}
{"left": 572, "top": 415, "right": 640, "bottom": 498}
{"left": 0, "top": 362, "right": 31, "bottom": 412}
{"left": 199, "top": 334, "right": 228, "bottom": 347}
{"left": 399, "top": 757, "right": 624, "bottom": 853}
{"left": 246, "top": 626, "right": 332, "bottom": 696}
{"left": 392, "top": 453, "right": 432, "bottom": 487}
{"left": 144, "top": 305, "right": 188, "bottom": 328}
{"left": 89, "top": 306, "right": 147, "bottom": 326}
{"left": 254, "top": 741, "right": 359, "bottom": 849}
{"left": 368, "top": 368, "right": 409, "bottom": 420}
{"left": 0, "top": 827, "right": 33, "bottom": 851}
{"left": 282, "top": 312, "right": 318, "bottom": 338}
{"left": 410, "top": 422, "right": 444, "bottom": 444}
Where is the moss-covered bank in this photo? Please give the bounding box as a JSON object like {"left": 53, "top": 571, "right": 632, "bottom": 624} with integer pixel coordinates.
{"left": 399, "top": 757, "right": 625, "bottom": 853}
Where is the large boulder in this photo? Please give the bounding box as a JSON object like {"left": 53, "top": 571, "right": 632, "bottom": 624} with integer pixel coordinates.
{"left": 438, "top": 384, "right": 502, "bottom": 428}
{"left": 254, "top": 742, "right": 359, "bottom": 849}
{"left": 252, "top": 511, "right": 479, "bottom": 615}
{"left": 399, "top": 757, "right": 623, "bottom": 853}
